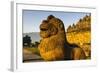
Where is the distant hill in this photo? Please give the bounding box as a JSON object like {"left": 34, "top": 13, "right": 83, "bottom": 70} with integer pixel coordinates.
{"left": 23, "top": 32, "right": 41, "bottom": 43}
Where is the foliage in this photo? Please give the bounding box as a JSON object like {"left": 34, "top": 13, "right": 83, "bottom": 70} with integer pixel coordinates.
{"left": 23, "top": 35, "right": 32, "bottom": 47}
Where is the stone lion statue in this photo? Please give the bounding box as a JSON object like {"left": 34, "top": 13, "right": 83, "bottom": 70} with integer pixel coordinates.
{"left": 38, "top": 15, "right": 86, "bottom": 61}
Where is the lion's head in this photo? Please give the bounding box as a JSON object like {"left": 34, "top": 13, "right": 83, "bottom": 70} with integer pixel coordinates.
{"left": 40, "top": 15, "right": 65, "bottom": 38}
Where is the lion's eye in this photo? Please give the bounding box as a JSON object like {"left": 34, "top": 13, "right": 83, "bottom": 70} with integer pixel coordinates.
{"left": 43, "top": 20, "right": 48, "bottom": 23}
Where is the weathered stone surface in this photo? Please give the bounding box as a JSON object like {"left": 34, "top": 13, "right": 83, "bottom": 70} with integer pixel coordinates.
{"left": 66, "top": 15, "right": 91, "bottom": 58}
{"left": 38, "top": 15, "right": 86, "bottom": 61}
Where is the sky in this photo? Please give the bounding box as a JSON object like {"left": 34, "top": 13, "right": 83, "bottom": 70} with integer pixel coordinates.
{"left": 23, "top": 10, "right": 90, "bottom": 33}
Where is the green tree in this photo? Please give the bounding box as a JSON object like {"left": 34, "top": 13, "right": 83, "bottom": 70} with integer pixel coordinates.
{"left": 23, "top": 35, "right": 32, "bottom": 47}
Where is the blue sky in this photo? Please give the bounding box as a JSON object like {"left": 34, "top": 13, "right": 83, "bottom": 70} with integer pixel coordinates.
{"left": 23, "top": 10, "right": 90, "bottom": 33}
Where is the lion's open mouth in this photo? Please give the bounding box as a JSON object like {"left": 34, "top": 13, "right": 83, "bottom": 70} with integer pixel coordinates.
{"left": 40, "top": 27, "right": 48, "bottom": 31}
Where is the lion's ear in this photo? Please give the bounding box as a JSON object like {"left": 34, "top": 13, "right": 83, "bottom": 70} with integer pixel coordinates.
{"left": 47, "top": 15, "right": 55, "bottom": 20}
{"left": 59, "top": 23, "right": 64, "bottom": 30}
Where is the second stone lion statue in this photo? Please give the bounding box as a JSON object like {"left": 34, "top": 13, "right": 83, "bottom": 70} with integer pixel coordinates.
{"left": 38, "top": 15, "right": 86, "bottom": 61}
